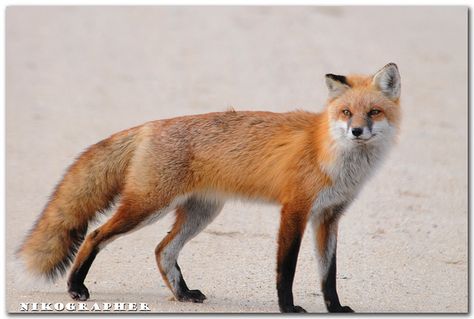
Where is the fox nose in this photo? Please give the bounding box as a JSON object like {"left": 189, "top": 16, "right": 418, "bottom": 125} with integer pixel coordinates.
{"left": 351, "top": 127, "right": 363, "bottom": 137}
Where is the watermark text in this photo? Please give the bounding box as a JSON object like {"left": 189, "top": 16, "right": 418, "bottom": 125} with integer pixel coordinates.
{"left": 19, "top": 302, "right": 151, "bottom": 312}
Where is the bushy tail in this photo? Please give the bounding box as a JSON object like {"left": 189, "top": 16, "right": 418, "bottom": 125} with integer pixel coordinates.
{"left": 16, "top": 126, "right": 140, "bottom": 282}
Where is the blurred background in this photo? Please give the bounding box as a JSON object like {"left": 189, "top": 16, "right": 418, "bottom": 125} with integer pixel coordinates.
{"left": 6, "top": 6, "right": 467, "bottom": 312}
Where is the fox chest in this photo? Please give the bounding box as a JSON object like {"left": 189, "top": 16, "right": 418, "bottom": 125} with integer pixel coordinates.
{"left": 311, "top": 147, "right": 378, "bottom": 215}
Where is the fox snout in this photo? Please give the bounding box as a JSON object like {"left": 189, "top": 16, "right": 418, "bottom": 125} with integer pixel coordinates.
{"left": 334, "top": 113, "right": 371, "bottom": 141}
{"left": 348, "top": 127, "right": 372, "bottom": 141}
{"left": 330, "top": 117, "right": 385, "bottom": 145}
{"left": 332, "top": 115, "right": 394, "bottom": 146}
{"left": 347, "top": 122, "right": 373, "bottom": 141}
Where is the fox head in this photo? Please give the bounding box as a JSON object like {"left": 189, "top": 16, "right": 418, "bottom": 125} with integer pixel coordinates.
{"left": 325, "top": 63, "right": 401, "bottom": 149}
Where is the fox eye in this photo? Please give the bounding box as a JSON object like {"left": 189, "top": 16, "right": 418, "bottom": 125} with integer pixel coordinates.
{"left": 368, "top": 109, "right": 381, "bottom": 117}
{"left": 342, "top": 109, "right": 352, "bottom": 117}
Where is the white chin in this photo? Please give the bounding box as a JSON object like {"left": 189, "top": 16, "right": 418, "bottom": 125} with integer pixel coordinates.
{"left": 350, "top": 136, "right": 374, "bottom": 143}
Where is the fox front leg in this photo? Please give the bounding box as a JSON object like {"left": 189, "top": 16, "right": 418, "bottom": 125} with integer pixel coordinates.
{"left": 312, "top": 205, "right": 354, "bottom": 313}
{"left": 276, "top": 202, "right": 311, "bottom": 313}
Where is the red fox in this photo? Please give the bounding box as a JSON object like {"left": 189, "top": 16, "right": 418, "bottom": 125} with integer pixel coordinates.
{"left": 17, "top": 63, "right": 401, "bottom": 313}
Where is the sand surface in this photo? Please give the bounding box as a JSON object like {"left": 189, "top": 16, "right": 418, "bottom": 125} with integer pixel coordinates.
{"left": 5, "top": 6, "right": 468, "bottom": 313}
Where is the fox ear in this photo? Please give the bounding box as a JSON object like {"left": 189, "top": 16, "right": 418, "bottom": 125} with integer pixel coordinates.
{"left": 325, "top": 74, "right": 350, "bottom": 98}
{"left": 372, "top": 63, "right": 401, "bottom": 101}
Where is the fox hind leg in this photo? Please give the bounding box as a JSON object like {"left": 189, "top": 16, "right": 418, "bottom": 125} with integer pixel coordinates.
{"left": 67, "top": 199, "right": 171, "bottom": 301}
{"left": 155, "top": 196, "right": 224, "bottom": 303}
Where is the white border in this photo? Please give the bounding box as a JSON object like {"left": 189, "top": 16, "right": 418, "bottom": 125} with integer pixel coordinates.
{"left": 1, "top": 0, "right": 473, "bottom": 5}
{"left": 1, "top": 1, "right": 470, "bottom": 318}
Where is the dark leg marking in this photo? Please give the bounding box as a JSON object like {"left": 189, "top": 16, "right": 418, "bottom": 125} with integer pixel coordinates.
{"left": 67, "top": 248, "right": 98, "bottom": 301}
{"left": 277, "top": 236, "right": 307, "bottom": 313}
{"left": 174, "top": 263, "right": 207, "bottom": 303}
{"left": 322, "top": 252, "right": 353, "bottom": 313}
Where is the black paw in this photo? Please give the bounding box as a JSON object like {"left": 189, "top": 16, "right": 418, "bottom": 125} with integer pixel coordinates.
{"left": 328, "top": 305, "right": 354, "bottom": 313}
{"left": 68, "top": 283, "right": 90, "bottom": 301}
{"left": 177, "top": 289, "right": 207, "bottom": 303}
{"left": 340, "top": 306, "right": 354, "bottom": 312}
{"left": 280, "top": 305, "right": 308, "bottom": 313}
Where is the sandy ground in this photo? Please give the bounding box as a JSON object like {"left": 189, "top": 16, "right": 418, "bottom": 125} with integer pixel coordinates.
{"left": 5, "top": 6, "right": 468, "bottom": 313}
